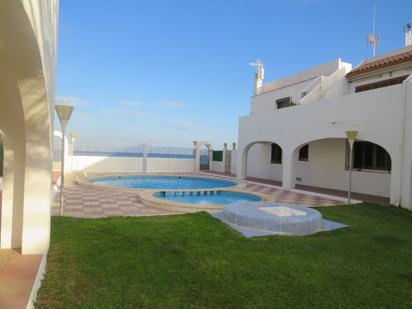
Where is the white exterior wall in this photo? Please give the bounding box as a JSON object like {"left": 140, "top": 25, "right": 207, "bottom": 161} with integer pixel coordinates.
{"left": 260, "top": 59, "right": 342, "bottom": 94}
{"left": 146, "top": 158, "right": 194, "bottom": 173}
{"left": 246, "top": 144, "right": 282, "bottom": 181}
{"left": 401, "top": 80, "right": 412, "bottom": 208}
{"left": 210, "top": 161, "right": 225, "bottom": 173}
{"left": 251, "top": 79, "right": 315, "bottom": 113}
{"left": 245, "top": 139, "right": 391, "bottom": 197}
{"left": 71, "top": 156, "right": 143, "bottom": 173}
{"left": 349, "top": 68, "right": 412, "bottom": 93}
{"left": 238, "top": 84, "right": 407, "bottom": 206}
{"left": 296, "top": 139, "right": 390, "bottom": 197}
{"left": 0, "top": 0, "right": 59, "bottom": 254}
{"left": 230, "top": 150, "right": 238, "bottom": 175}
{"left": 70, "top": 156, "right": 194, "bottom": 174}
{"left": 251, "top": 59, "right": 352, "bottom": 113}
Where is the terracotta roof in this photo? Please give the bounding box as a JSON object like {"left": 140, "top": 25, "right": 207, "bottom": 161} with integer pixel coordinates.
{"left": 347, "top": 49, "right": 412, "bottom": 78}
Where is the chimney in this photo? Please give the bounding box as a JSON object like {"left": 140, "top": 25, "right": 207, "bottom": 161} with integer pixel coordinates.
{"left": 405, "top": 23, "right": 412, "bottom": 47}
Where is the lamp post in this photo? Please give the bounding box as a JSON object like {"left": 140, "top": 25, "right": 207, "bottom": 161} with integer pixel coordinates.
{"left": 55, "top": 105, "right": 74, "bottom": 215}
{"left": 346, "top": 130, "right": 358, "bottom": 204}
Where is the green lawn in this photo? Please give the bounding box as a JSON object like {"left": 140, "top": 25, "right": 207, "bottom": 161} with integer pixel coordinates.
{"left": 36, "top": 204, "right": 412, "bottom": 308}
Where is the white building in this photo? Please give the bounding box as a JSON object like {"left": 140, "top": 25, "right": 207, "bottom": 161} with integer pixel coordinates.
{"left": 237, "top": 45, "right": 412, "bottom": 209}
{"left": 0, "top": 0, "right": 59, "bottom": 254}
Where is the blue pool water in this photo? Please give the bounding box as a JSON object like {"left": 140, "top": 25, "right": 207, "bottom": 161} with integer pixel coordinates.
{"left": 90, "top": 175, "right": 237, "bottom": 190}
{"left": 154, "top": 191, "right": 261, "bottom": 205}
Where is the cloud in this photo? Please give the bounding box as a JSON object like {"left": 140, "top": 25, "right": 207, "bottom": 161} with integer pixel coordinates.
{"left": 162, "top": 122, "right": 196, "bottom": 130}
{"left": 102, "top": 108, "right": 152, "bottom": 118}
{"left": 157, "top": 101, "right": 184, "bottom": 109}
{"left": 119, "top": 100, "right": 143, "bottom": 107}
{"left": 55, "top": 96, "right": 88, "bottom": 107}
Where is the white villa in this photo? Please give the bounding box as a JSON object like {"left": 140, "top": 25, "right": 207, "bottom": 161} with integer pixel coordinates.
{"left": 237, "top": 43, "right": 412, "bottom": 210}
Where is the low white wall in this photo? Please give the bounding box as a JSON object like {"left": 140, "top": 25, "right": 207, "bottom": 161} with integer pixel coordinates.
{"left": 245, "top": 139, "right": 391, "bottom": 197}
{"left": 70, "top": 156, "right": 143, "bottom": 173}
{"left": 70, "top": 155, "right": 194, "bottom": 174}
{"left": 146, "top": 158, "right": 194, "bottom": 173}
{"left": 210, "top": 161, "right": 225, "bottom": 173}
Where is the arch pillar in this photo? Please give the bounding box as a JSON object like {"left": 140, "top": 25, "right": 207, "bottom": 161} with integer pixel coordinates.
{"left": 193, "top": 141, "right": 200, "bottom": 173}
{"left": 237, "top": 144, "right": 247, "bottom": 180}
{"left": 282, "top": 147, "right": 297, "bottom": 190}
{"left": 0, "top": 136, "right": 24, "bottom": 249}
{"left": 20, "top": 78, "right": 52, "bottom": 254}
{"left": 389, "top": 151, "right": 402, "bottom": 206}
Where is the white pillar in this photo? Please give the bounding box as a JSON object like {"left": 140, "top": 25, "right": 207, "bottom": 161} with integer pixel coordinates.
{"left": 193, "top": 141, "right": 200, "bottom": 173}
{"left": 223, "top": 143, "right": 227, "bottom": 173}
{"left": 237, "top": 146, "right": 246, "bottom": 180}
{"left": 142, "top": 142, "right": 149, "bottom": 173}
{"left": 400, "top": 80, "right": 412, "bottom": 209}
{"left": 282, "top": 148, "right": 297, "bottom": 190}
{"left": 0, "top": 138, "right": 23, "bottom": 249}
{"left": 389, "top": 153, "right": 402, "bottom": 206}
{"left": 208, "top": 147, "right": 213, "bottom": 170}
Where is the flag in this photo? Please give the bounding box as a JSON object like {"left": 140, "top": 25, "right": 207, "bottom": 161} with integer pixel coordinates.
{"left": 367, "top": 34, "right": 375, "bottom": 46}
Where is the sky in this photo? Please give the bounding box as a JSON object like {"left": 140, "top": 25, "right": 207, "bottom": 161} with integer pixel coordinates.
{"left": 56, "top": 0, "right": 412, "bottom": 148}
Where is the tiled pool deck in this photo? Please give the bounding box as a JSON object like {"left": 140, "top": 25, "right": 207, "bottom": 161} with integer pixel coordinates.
{"left": 51, "top": 173, "right": 343, "bottom": 218}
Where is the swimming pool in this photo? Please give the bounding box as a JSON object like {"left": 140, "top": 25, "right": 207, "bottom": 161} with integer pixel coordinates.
{"left": 153, "top": 190, "right": 261, "bottom": 205}
{"left": 90, "top": 175, "right": 237, "bottom": 190}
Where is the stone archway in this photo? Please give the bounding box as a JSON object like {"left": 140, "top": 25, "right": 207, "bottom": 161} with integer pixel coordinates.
{"left": 237, "top": 140, "right": 284, "bottom": 182}
{"left": 193, "top": 141, "right": 213, "bottom": 172}
{"left": 289, "top": 137, "right": 393, "bottom": 204}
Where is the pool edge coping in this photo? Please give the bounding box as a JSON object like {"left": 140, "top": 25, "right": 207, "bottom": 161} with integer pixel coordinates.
{"left": 139, "top": 188, "right": 270, "bottom": 213}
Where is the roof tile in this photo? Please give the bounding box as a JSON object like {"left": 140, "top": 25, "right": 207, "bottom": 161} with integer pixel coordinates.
{"left": 347, "top": 50, "right": 412, "bottom": 77}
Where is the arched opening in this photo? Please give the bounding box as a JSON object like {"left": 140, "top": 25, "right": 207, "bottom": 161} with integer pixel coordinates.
{"left": 193, "top": 141, "right": 213, "bottom": 172}
{"left": 199, "top": 144, "right": 211, "bottom": 171}
{"left": 242, "top": 141, "right": 283, "bottom": 185}
{"left": 292, "top": 138, "right": 391, "bottom": 204}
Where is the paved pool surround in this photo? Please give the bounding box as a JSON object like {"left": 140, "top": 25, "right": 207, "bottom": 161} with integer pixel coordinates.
{"left": 222, "top": 202, "right": 324, "bottom": 236}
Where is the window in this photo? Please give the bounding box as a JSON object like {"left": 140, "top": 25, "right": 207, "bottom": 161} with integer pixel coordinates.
{"left": 355, "top": 75, "right": 408, "bottom": 93}
{"left": 271, "top": 144, "right": 282, "bottom": 164}
{"left": 276, "top": 97, "right": 294, "bottom": 109}
{"left": 298, "top": 144, "right": 309, "bottom": 161}
{"left": 349, "top": 141, "right": 391, "bottom": 172}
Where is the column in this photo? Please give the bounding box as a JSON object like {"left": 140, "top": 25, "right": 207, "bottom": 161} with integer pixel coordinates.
{"left": 282, "top": 148, "right": 297, "bottom": 190}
